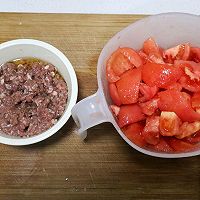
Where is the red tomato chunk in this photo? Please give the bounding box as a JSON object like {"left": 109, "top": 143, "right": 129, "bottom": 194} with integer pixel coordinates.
{"left": 152, "top": 138, "right": 174, "bottom": 153}
{"left": 109, "top": 83, "right": 122, "bottom": 106}
{"left": 122, "top": 123, "right": 146, "bottom": 148}
{"left": 167, "top": 138, "right": 197, "bottom": 152}
{"left": 116, "top": 69, "right": 141, "bottom": 104}
{"left": 117, "top": 104, "right": 145, "bottom": 128}
{"left": 142, "top": 116, "right": 160, "bottom": 145}
{"left": 142, "top": 62, "right": 183, "bottom": 88}
{"left": 106, "top": 47, "right": 142, "bottom": 83}
{"left": 107, "top": 38, "right": 200, "bottom": 153}
{"left": 158, "top": 90, "right": 200, "bottom": 122}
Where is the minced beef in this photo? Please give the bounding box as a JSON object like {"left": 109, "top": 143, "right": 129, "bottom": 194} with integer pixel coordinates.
{"left": 0, "top": 58, "right": 68, "bottom": 137}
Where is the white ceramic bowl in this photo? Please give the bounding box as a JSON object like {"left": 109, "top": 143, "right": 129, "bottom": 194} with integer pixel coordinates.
{"left": 0, "top": 39, "right": 78, "bottom": 145}
{"left": 72, "top": 13, "right": 200, "bottom": 158}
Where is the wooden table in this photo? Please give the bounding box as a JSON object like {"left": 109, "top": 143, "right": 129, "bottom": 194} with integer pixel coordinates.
{"left": 0, "top": 13, "right": 199, "bottom": 200}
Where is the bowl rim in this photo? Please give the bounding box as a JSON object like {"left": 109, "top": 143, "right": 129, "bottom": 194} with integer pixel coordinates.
{"left": 0, "top": 39, "right": 78, "bottom": 145}
{"left": 97, "top": 12, "right": 200, "bottom": 158}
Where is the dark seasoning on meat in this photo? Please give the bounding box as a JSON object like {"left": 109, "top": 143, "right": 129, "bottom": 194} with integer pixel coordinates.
{"left": 0, "top": 58, "right": 68, "bottom": 137}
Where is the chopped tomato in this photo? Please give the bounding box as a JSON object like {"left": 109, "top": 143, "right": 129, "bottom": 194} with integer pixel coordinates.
{"left": 119, "top": 48, "right": 143, "bottom": 68}
{"left": 176, "top": 61, "right": 200, "bottom": 92}
{"left": 122, "top": 123, "right": 146, "bottom": 147}
{"left": 116, "top": 68, "right": 141, "bottom": 104}
{"left": 142, "top": 62, "right": 183, "bottom": 88}
{"left": 152, "top": 137, "right": 174, "bottom": 153}
{"left": 191, "top": 92, "right": 200, "bottom": 109}
{"left": 139, "top": 83, "right": 158, "bottom": 102}
{"left": 107, "top": 38, "right": 200, "bottom": 153}
{"left": 183, "top": 131, "right": 200, "bottom": 144}
{"left": 182, "top": 44, "right": 191, "bottom": 60}
{"left": 139, "top": 97, "right": 159, "bottom": 116}
{"left": 176, "top": 121, "right": 200, "bottom": 139}
{"left": 163, "top": 45, "right": 180, "bottom": 63}
{"left": 168, "top": 138, "right": 196, "bottom": 152}
{"left": 175, "top": 59, "right": 200, "bottom": 69}
{"left": 138, "top": 50, "right": 150, "bottom": 64}
{"left": 179, "top": 74, "right": 200, "bottom": 92}
{"left": 163, "top": 43, "right": 190, "bottom": 63}
{"left": 110, "top": 105, "right": 120, "bottom": 117}
{"left": 118, "top": 104, "right": 145, "bottom": 128}
{"left": 190, "top": 47, "right": 200, "bottom": 62}
{"left": 184, "top": 66, "right": 200, "bottom": 81}
{"left": 174, "top": 59, "right": 190, "bottom": 68}
{"left": 142, "top": 116, "right": 160, "bottom": 145}
{"left": 164, "top": 82, "right": 182, "bottom": 91}
{"left": 106, "top": 47, "right": 143, "bottom": 83}
{"left": 159, "top": 111, "right": 181, "bottom": 136}
{"left": 143, "top": 38, "right": 160, "bottom": 55}
{"left": 143, "top": 38, "right": 164, "bottom": 64}
{"left": 106, "top": 49, "right": 131, "bottom": 83}
{"left": 158, "top": 90, "right": 200, "bottom": 122}
{"left": 175, "top": 60, "right": 200, "bottom": 81}
{"left": 109, "top": 83, "right": 122, "bottom": 106}
{"left": 148, "top": 52, "right": 165, "bottom": 64}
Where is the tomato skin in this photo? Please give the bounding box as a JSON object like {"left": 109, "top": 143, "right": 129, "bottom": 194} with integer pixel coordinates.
{"left": 122, "top": 123, "right": 146, "bottom": 147}
{"left": 159, "top": 111, "right": 181, "bottom": 137}
{"left": 109, "top": 83, "right": 122, "bottom": 106}
{"left": 152, "top": 138, "right": 174, "bottom": 153}
{"left": 139, "top": 83, "right": 158, "bottom": 102}
{"left": 142, "top": 62, "right": 183, "bottom": 88}
{"left": 116, "top": 69, "right": 141, "bottom": 104}
{"left": 167, "top": 138, "right": 196, "bottom": 152}
{"left": 139, "top": 97, "right": 159, "bottom": 116}
{"left": 142, "top": 116, "right": 160, "bottom": 145}
{"left": 191, "top": 92, "right": 200, "bottom": 109}
{"left": 158, "top": 90, "right": 200, "bottom": 122}
{"left": 118, "top": 104, "right": 145, "bottom": 128}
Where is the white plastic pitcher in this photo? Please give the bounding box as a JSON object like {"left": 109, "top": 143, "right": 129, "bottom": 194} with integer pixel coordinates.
{"left": 72, "top": 13, "right": 200, "bottom": 158}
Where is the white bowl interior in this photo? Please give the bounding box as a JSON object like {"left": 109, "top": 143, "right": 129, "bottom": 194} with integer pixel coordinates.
{"left": 0, "top": 39, "right": 78, "bottom": 145}
{"left": 97, "top": 13, "right": 200, "bottom": 158}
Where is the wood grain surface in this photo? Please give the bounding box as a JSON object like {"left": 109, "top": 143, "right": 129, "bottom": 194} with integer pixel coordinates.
{"left": 0, "top": 13, "right": 199, "bottom": 200}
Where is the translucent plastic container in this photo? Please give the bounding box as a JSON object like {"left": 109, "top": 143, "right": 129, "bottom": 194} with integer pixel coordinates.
{"left": 72, "top": 13, "right": 200, "bottom": 158}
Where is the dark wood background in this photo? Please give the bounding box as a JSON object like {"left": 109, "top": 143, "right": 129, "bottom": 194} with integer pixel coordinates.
{"left": 0, "top": 13, "right": 199, "bottom": 200}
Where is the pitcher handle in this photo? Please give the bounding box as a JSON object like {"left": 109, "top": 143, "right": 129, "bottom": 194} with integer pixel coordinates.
{"left": 71, "top": 90, "right": 111, "bottom": 139}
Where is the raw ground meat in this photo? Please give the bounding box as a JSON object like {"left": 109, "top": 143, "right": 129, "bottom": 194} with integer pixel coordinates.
{"left": 0, "top": 58, "right": 68, "bottom": 137}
